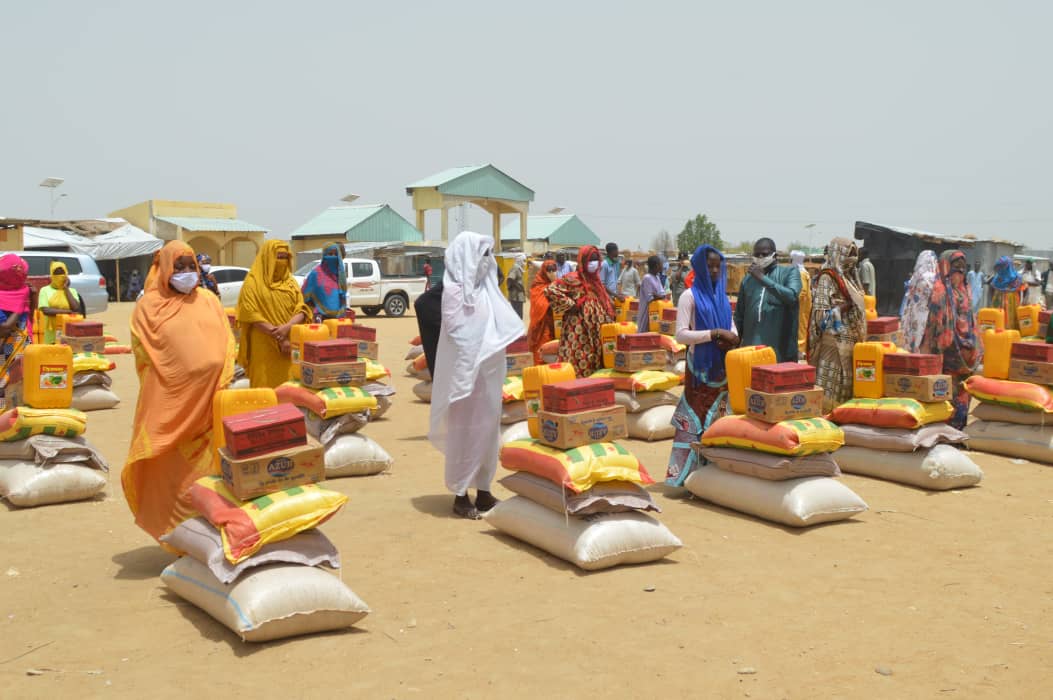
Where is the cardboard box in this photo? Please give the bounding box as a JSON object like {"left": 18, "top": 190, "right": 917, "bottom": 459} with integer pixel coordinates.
{"left": 222, "top": 404, "right": 307, "bottom": 459}
{"left": 220, "top": 438, "right": 325, "bottom": 501}
{"left": 661, "top": 307, "right": 678, "bottom": 322}
{"left": 658, "top": 320, "right": 677, "bottom": 336}
{"left": 506, "top": 352, "right": 533, "bottom": 376}
{"left": 615, "top": 332, "right": 664, "bottom": 352}
{"left": 750, "top": 363, "right": 816, "bottom": 393}
{"left": 867, "top": 317, "right": 900, "bottom": 335}
{"left": 883, "top": 353, "right": 943, "bottom": 376}
{"left": 537, "top": 406, "right": 628, "bottom": 450}
{"left": 883, "top": 374, "right": 952, "bottom": 401}
{"left": 64, "top": 321, "right": 104, "bottom": 337}
{"left": 341, "top": 325, "right": 377, "bottom": 342}
{"left": 61, "top": 336, "right": 107, "bottom": 354}
{"left": 866, "top": 331, "right": 904, "bottom": 346}
{"left": 1008, "top": 359, "right": 1053, "bottom": 385}
{"left": 507, "top": 336, "right": 530, "bottom": 354}
{"left": 744, "top": 387, "right": 823, "bottom": 423}
{"left": 614, "top": 349, "right": 667, "bottom": 372}
{"left": 1011, "top": 341, "right": 1053, "bottom": 363}
{"left": 542, "top": 378, "right": 616, "bottom": 413}
{"left": 354, "top": 340, "right": 379, "bottom": 361}
{"left": 302, "top": 339, "right": 357, "bottom": 364}
{"left": 1040, "top": 310, "right": 1051, "bottom": 326}
{"left": 300, "top": 360, "right": 367, "bottom": 389}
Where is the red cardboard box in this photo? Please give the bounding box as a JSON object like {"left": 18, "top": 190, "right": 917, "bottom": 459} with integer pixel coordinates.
{"left": 343, "top": 325, "right": 377, "bottom": 342}
{"left": 1040, "top": 310, "right": 1051, "bottom": 326}
{"left": 750, "top": 363, "right": 816, "bottom": 393}
{"left": 541, "top": 378, "right": 615, "bottom": 414}
{"left": 867, "top": 317, "right": 900, "bottom": 335}
{"left": 64, "top": 321, "right": 104, "bottom": 337}
{"left": 661, "top": 307, "right": 678, "bottom": 322}
{"left": 222, "top": 404, "right": 307, "bottom": 459}
{"left": 302, "top": 339, "right": 357, "bottom": 364}
{"left": 882, "top": 353, "right": 943, "bottom": 376}
{"left": 1011, "top": 342, "right": 1053, "bottom": 363}
{"left": 615, "top": 333, "right": 664, "bottom": 352}
{"left": 507, "top": 336, "right": 530, "bottom": 354}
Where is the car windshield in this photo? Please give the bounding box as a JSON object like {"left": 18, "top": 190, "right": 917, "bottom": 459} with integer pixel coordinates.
{"left": 294, "top": 261, "right": 317, "bottom": 276}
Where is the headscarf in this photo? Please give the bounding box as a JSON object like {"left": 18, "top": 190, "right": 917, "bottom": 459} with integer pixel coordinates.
{"left": 528, "top": 260, "right": 558, "bottom": 356}
{"left": 301, "top": 243, "right": 347, "bottom": 318}
{"left": 513, "top": 253, "right": 526, "bottom": 272}
{"left": 45, "top": 261, "right": 72, "bottom": 311}
{"left": 236, "top": 240, "right": 306, "bottom": 325}
{"left": 818, "top": 238, "right": 866, "bottom": 329}
{"left": 566, "top": 245, "right": 614, "bottom": 317}
{"left": 900, "top": 250, "right": 938, "bottom": 353}
{"left": 0, "top": 254, "right": 30, "bottom": 315}
{"left": 689, "top": 245, "right": 732, "bottom": 382}
{"left": 926, "top": 250, "right": 980, "bottom": 368}
{"left": 429, "top": 232, "right": 523, "bottom": 452}
{"left": 790, "top": 250, "right": 806, "bottom": 271}
{"left": 991, "top": 255, "right": 1023, "bottom": 292}
{"left": 196, "top": 253, "right": 219, "bottom": 295}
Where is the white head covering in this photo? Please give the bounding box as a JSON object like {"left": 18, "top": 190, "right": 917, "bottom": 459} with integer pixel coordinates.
{"left": 513, "top": 253, "right": 526, "bottom": 271}
{"left": 900, "top": 250, "right": 938, "bottom": 353}
{"left": 790, "top": 250, "right": 806, "bottom": 271}
{"left": 429, "top": 232, "right": 523, "bottom": 454}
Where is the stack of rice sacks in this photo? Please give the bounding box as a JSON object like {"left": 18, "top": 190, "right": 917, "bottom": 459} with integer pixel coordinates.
{"left": 330, "top": 321, "right": 395, "bottom": 419}
{"left": 274, "top": 323, "right": 393, "bottom": 478}
{"left": 489, "top": 375, "right": 682, "bottom": 570}
{"left": 160, "top": 388, "right": 369, "bottom": 642}
{"left": 828, "top": 342, "right": 983, "bottom": 489}
{"left": 689, "top": 346, "right": 866, "bottom": 528}
{"left": 406, "top": 334, "right": 432, "bottom": 401}
{"left": 964, "top": 333, "right": 1053, "bottom": 464}
{"left": 60, "top": 319, "right": 121, "bottom": 411}
{"left": 592, "top": 328, "right": 681, "bottom": 441}
{"left": 0, "top": 344, "right": 107, "bottom": 507}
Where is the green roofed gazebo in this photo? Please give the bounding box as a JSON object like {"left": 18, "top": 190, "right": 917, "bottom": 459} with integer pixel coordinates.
{"left": 405, "top": 164, "right": 534, "bottom": 252}
{"left": 289, "top": 204, "right": 423, "bottom": 254}
{"left": 499, "top": 214, "right": 601, "bottom": 254}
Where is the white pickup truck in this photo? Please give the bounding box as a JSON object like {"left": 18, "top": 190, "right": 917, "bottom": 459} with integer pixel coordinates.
{"left": 294, "top": 257, "right": 427, "bottom": 317}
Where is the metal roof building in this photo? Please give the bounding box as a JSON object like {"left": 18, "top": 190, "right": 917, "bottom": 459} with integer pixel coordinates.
{"left": 499, "top": 214, "right": 601, "bottom": 253}
{"left": 290, "top": 204, "right": 423, "bottom": 252}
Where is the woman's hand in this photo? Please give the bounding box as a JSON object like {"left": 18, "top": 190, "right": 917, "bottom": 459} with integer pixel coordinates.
{"left": 274, "top": 323, "right": 292, "bottom": 340}
{"left": 279, "top": 338, "right": 292, "bottom": 356}
{"left": 255, "top": 322, "right": 277, "bottom": 337}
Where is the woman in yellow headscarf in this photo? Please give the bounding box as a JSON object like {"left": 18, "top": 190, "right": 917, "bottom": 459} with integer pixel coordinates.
{"left": 37, "top": 261, "right": 83, "bottom": 343}
{"left": 122, "top": 241, "right": 236, "bottom": 543}
{"left": 236, "top": 240, "right": 312, "bottom": 388}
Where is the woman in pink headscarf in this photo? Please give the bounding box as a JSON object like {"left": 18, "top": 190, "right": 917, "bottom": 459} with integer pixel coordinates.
{"left": 0, "top": 254, "right": 31, "bottom": 379}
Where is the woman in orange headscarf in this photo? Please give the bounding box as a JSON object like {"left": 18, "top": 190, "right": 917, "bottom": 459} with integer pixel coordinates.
{"left": 528, "top": 258, "right": 559, "bottom": 363}
{"left": 544, "top": 245, "right": 615, "bottom": 376}
{"left": 122, "top": 241, "right": 236, "bottom": 543}
{"left": 236, "top": 240, "right": 312, "bottom": 388}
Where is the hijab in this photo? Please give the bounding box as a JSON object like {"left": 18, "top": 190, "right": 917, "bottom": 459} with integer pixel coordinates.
{"left": 565, "top": 245, "right": 614, "bottom": 317}
{"left": 45, "top": 261, "right": 73, "bottom": 310}
{"left": 528, "top": 260, "right": 558, "bottom": 353}
{"left": 927, "top": 250, "right": 980, "bottom": 368}
{"left": 991, "top": 255, "right": 1023, "bottom": 292}
{"left": 137, "top": 241, "right": 199, "bottom": 331}
{"left": 236, "top": 240, "right": 305, "bottom": 325}
{"left": 816, "top": 237, "right": 867, "bottom": 336}
{"left": 689, "top": 245, "right": 732, "bottom": 382}
{"left": 0, "top": 254, "right": 30, "bottom": 315}
{"left": 513, "top": 253, "right": 526, "bottom": 272}
{"left": 900, "top": 250, "right": 938, "bottom": 353}
{"left": 790, "top": 250, "right": 806, "bottom": 271}
{"left": 301, "top": 243, "right": 347, "bottom": 318}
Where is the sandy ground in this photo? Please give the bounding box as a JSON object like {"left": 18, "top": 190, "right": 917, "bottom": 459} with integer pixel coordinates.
{"left": 2, "top": 301, "right": 1052, "bottom": 698}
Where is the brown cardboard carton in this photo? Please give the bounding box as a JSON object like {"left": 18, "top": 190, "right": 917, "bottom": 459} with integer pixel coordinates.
{"left": 883, "top": 374, "right": 953, "bottom": 401}
{"left": 536, "top": 406, "right": 628, "bottom": 450}
{"left": 219, "top": 437, "right": 325, "bottom": 501}
{"left": 300, "top": 360, "right": 367, "bottom": 389}
{"left": 613, "top": 349, "right": 666, "bottom": 372}
{"left": 744, "top": 387, "right": 824, "bottom": 423}
{"left": 505, "top": 352, "right": 533, "bottom": 376}
{"left": 1007, "top": 359, "right": 1053, "bottom": 385}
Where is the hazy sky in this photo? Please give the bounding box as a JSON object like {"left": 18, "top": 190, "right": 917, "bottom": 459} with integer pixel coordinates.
{"left": 2, "top": 1, "right": 1050, "bottom": 251}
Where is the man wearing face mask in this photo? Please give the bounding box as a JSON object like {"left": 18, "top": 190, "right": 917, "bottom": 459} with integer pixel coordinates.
{"left": 37, "top": 261, "right": 84, "bottom": 344}
{"left": 733, "top": 238, "right": 801, "bottom": 363}
{"left": 196, "top": 254, "right": 220, "bottom": 297}
{"left": 600, "top": 242, "right": 623, "bottom": 301}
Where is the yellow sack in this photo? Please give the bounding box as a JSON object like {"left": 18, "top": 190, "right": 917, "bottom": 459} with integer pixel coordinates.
{"left": 0, "top": 407, "right": 88, "bottom": 442}
{"left": 72, "top": 353, "right": 115, "bottom": 373}
{"left": 275, "top": 381, "right": 378, "bottom": 418}
{"left": 364, "top": 359, "right": 389, "bottom": 381}
{"left": 499, "top": 439, "right": 654, "bottom": 493}
{"left": 503, "top": 376, "right": 524, "bottom": 403}
{"left": 189, "top": 476, "right": 348, "bottom": 564}
{"left": 701, "top": 415, "right": 844, "bottom": 456}
{"left": 590, "top": 368, "right": 681, "bottom": 393}
{"left": 829, "top": 397, "right": 954, "bottom": 429}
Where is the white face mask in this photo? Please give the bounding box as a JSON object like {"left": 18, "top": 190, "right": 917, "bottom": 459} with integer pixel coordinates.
{"left": 752, "top": 252, "right": 776, "bottom": 268}
{"left": 170, "top": 271, "right": 199, "bottom": 294}
{"left": 587, "top": 260, "right": 600, "bottom": 274}
{"left": 200, "top": 264, "right": 211, "bottom": 273}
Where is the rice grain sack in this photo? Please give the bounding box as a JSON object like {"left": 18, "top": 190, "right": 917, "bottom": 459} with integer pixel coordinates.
{"left": 626, "top": 405, "right": 676, "bottom": 441}
{"left": 840, "top": 423, "right": 969, "bottom": 452}
{"left": 304, "top": 410, "right": 368, "bottom": 445}
{"left": 502, "top": 376, "right": 525, "bottom": 402}
{"left": 412, "top": 381, "right": 432, "bottom": 403}
{"left": 0, "top": 408, "right": 88, "bottom": 442}
{"left": 502, "top": 401, "right": 527, "bottom": 425}
{"left": 405, "top": 355, "right": 431, "bottom": 381}
{"left": 499, "top": 439, "right": 653, "bottom": 493}
{"left": 499, "top": 472, "right": 660, "bottom": 515}
{"left": 71, "top": 385, "right": 121, "bottom": 411}
{"left": 0, "top": 460, "right": 107, "bottom": 507}
{"left": 614, "top": 389, "right": 680, "bottom": 414}
{"left": 828, "top": 398, "right": 953, "bottom": 429}
{"left": 501, "top": 421, "right": 532, "bottom": 444}
{"left": 372, "top": 394, "right": 392, "bottom": 420}
{"left": 483, "top": 496, "right": 682, "bottom": 571}
{"left": 590, "top": 369, "right": 681, "bottom": 393}
{"left": 835, "top": 445, "right": 983, "bottom": 490}
{"left": 275, "top": 381, "right": 377, "bottom": 418}
{"left": 971, "top": 403, "right": 1053, "bottom": 426}
{"left": 161, "top": 557, "right": 370, "bottom": 642}
{"left": 325, "top": 434, "right": 393, "bottom": 477}
{"left": 965, "top": 420, "right": 1053, "bottom": 464}
{"left": 72, "top": 371, "right": 112, "bottom": 388}
{"left": 963, "top": 375, "right": 1053, "bottom": 413}
{"left": 701, "top": 416, "right": 843, "bottom": 456}
{"left": 405, "top": 345, "right": 424, "bottom": 361}
{"left": 700, "top": 446, "right": 841, "bottom": 481}
{"left": 684, "top": 467, "right": 867, "bottom": 527}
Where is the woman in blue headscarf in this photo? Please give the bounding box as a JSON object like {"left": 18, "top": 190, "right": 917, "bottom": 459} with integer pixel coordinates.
{"left": 666, "top": 244, "right": 739, "bottom": 486}
{"left": 301, "top": 243, "right": 347, "bottom": 321}
{"left": 197, "top": 254, "right": 220, "bottom": 297}
{"left": 988, "top": 255, "right": 1025, "bottom": 330}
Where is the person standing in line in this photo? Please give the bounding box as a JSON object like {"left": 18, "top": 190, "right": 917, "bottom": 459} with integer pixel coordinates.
{"left": 429, "top": 232, "right": 522, "bottom": 520}
{"left": 989, "top": 256, "right": 1026, "bottom": 330}
{"left": 900, "top": 251, "right": 939, "bottom": 353}
{"left": 600, "top": 242, "right": 622, "bottom": 301}
{"left": 618, "top": 257, "right": 641, "bottom": 298}
{"left": 528, "top": 259, "right": 559, "bottom": 363}
{"left": 505, "top": 253, "right": 527, "bottom": 319}
{"left": 733, "top": 238, "right": 801, "bottom": 363}
{"left": 808, "top": 239, "right": 867, "bottom": 412}
{"left": 555, "top": 252, "right": 572, "bottom": 278}
{"left": 966, "top": 260, "right": 984, "bottom": 314}
{"left": 791, "top": 250, "right": 811, "bottom": 361}
{"left": 126, "top": 268, "right": 143, "bottom": 300}
{"left": 301, "top": 243, "right": 347, "bottom": 321}
{"left": 545, "top": 246, "right": 615, "bottom": 377}
{"left": 423, "top": 259, "right": 433, "bottom": 292}
{"left": 1041, "top": 261, "right": 1052, "bottom": 310}
{"left": 1021, "top": 260, "right": 1042, "bottom": 306}
{"left": 197, "top": 254, "right": 220, "bottom": 298}
{"left": 667, "top": 255, "right": 687, "bottom": 304}
{"left": 858, "top": 247, "right": 877, "bottom": 298}
{"left": 635, "top": 255, "right": 669, "bottom": 333}
{"left": 37, "top": 261, "right": 83, "bottom": 343}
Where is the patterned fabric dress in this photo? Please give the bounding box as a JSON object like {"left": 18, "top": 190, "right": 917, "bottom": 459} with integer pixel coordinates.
{"left": 544, "top": 246, "right": 614, "bottom": 377}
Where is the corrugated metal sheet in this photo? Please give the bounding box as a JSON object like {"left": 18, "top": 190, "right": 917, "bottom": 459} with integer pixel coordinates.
{"left": 499, "top": 214, "right": 601, "bottom": 246}
{"left": 405, "top": 164, "right": 535, "bottom": 202}
{"left": 157, "top": 216, "right": 268, "bottom": 233}
{"left": 291, "top": 205, "right": 422, "bottom": 243}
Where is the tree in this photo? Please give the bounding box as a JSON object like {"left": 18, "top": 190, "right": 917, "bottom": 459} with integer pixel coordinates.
{"left": 651, "top": 229, "right": 675, "bottom": 255}
{"left": 729, "top": 240, "right": 753, "bottom": 254}
{"left": 677, "top": 214, "right": 724, "bottom": 252}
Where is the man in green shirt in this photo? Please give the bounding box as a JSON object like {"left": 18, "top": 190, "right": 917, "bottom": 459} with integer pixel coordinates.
{"left": 734, "top": 238, "right": 801, "bottom": 363}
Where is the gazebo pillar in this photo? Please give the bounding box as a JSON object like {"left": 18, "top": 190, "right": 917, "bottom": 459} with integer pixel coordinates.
{"left": 492, "top": 211, "right": 502, "bottom": 253}
{"left": 415, "top": 209, "right": 425, "bottom": 235}
{"left": 520, "top": 210, "right": 528, "bottom": 252}
{"left": 440, "top": 206, "right": 449, "bottom": 244}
